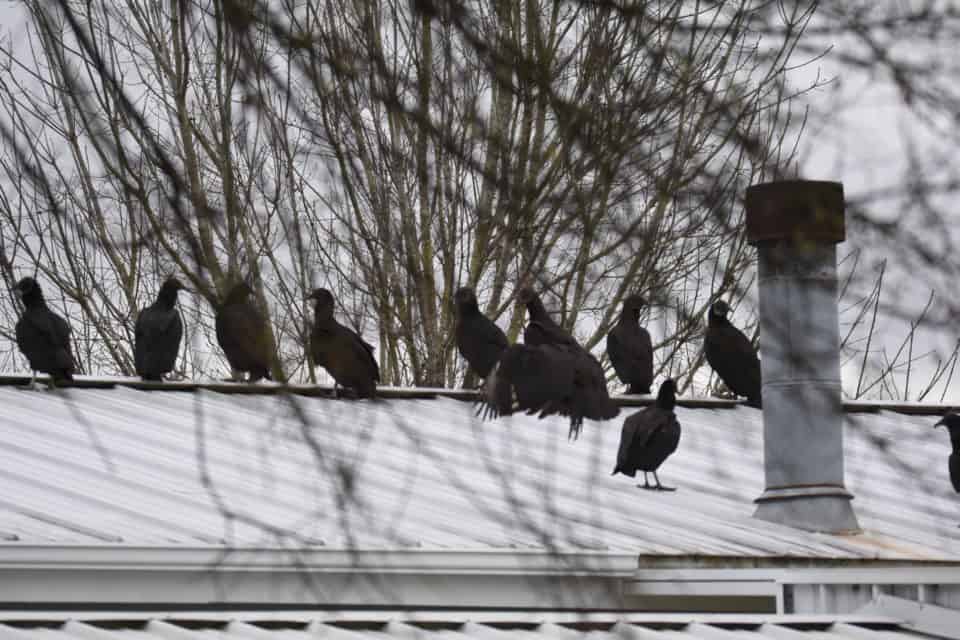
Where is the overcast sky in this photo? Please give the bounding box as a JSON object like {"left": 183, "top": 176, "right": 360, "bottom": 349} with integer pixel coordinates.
{"left": 1, "top": 3, "right": 956, "bottom": 400}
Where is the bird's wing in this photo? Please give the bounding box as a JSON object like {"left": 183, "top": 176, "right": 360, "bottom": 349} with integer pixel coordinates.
{"left": 524, "top": 320, "right": 577, "bottom": 348}
{"left": 496, "top": 344, "right": 575, "bottom": 415}
{"left": 574, "top": 348, "right": 620, "bottom": 421}
{"left": 950, "top": 452, "right": 960, "bottom": 494}
{"left": 631, "top": 407, "right": 670, "bottom": 447}
{"left": 478, "top": 315, "right": 509, "bottom": 351}
{"left": 706, "top": 326, "right": 761, "bottom": 398}
{"left": 350, "top": 326, "right": 381, "bottom": 382}
{"left": 457, "top": 315, "right": 509, "bottom": 378}
{"left": 217, "top": 305, "right": 271, "bottom": 368}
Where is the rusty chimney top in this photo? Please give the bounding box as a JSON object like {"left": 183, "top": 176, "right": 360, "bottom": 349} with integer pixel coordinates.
{"left": 746, "top": 180, "right": 860, "bottom": 534}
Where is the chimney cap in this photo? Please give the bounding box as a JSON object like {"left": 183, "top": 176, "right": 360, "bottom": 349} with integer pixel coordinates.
{"left": 745, "top": 180, "right": 845, "bottom": 246}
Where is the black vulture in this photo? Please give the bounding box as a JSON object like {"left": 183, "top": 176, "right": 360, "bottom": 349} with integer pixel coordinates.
{"left": 453, "top": 287, "right": 508, "bottom": 380}
{"left": 612, "top": 379, "right": 681, "bottom": 490}
{"left": 308, "top": 288, "right": 380, "bottom": 398}
{"left": 135, "top": 277, "right": 185, "bottom": 381}
{"left": 607, "top": 294, "right": 654, "bottom": 395}
{"left": 480, "top": 341, "right": 617, "bottom": 439}
{"left": 704, "top": 300, "right": 761, "bottom": 408}
{"left": 478, "top": 286, "right": 618, "bottom": 438}
{"left": 518, "top": 286, "right": 617, "bottom": 428}
{"left": 934, "top": 414, "right": 960, "bottom": 495}
{"left": 215, "top": 282, "right": 273, "bottom": 382}
{"left": 517, "top": 286, "right": 578, "bottom": 347}
{"left": 13, "top": 277, "right": 76, "bottom": 386}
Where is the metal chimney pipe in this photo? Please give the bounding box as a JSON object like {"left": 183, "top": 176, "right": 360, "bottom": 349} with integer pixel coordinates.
{"left": 745, "top": 180, "right": 860, "bottom": 534}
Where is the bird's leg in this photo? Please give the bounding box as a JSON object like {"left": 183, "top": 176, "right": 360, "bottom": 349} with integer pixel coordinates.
{"left": 332, "top": 382, "right": 339, "bottom": 399}
{"left": 652, "top": 471, "right": 677, "bottom": 492}
{"left": 637, "top": 472, "right": 652, "bottom": 490}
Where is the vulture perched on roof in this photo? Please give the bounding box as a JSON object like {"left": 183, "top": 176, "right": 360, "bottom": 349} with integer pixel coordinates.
{"left": 934, "top": 414, "right": 960, "bottom": 495}
{"left": 704, "top": 300, "right": 761, "bottom": 408}
{"left": 479, "top": 286, "right": 618, "bottom": 438}
{"left": 613, "top": 379, "right": 681, "bottom": 491}
{"left": 453, "top": 287, "right": 508, "bottom": 380}
{"left": 13, "top": 277, "right": 76, "bottom": 386}
{"left": 308, "top": 288, "right": 380, "bottom": 398}
{"left": 215, "top": 282, "right": 273, "bottom": 383}
{"left": 607, "top": 294, "right": 654, "bottom": 395}
{"left": 480, "top": 341, "right": 617, "bottom": 439}
{"left": 135, "top": 277, "right": 185, "bottom": 381}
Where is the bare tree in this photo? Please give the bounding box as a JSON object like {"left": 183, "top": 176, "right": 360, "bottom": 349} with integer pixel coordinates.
{"left": 0, "top": 0, "right": 813, "bottom": 392}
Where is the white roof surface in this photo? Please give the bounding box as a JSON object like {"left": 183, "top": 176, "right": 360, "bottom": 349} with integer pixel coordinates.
{"left": 1, "top": 381, "right": 959, "bottom": 561}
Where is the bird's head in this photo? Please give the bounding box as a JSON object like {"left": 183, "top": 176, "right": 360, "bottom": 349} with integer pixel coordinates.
{"left": 656, "top": 378, "right": 677, "bottom": 410}
{"left": 624, "top": 294, "right": 646, "bottom": 319}
{"left": 13, "top": 277, "right": 41, "bottom": 304}
{"left": 161, "top": 277, "right": 187, "bottom": 294}
{"left": 934, "top": 413, "right": 960, "bottom": 434}
{"left": 453, "top": 287, "right": 478, "bottom": 310}
{"left": 307, "top": 288, "right": 335, "bottom": 306}
{"left": 224, "top": 281, "right": 254, "bottom": 304}
{"left": 517, "top": 286, "right": 537, "bottom": 306}
{"left": 710, "top": 300, "right": 730, "bottom": 318}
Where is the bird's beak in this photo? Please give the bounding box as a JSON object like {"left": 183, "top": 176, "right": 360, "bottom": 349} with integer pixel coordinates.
{"left": 935, "top": 420, "right": 945, "bottom": 428}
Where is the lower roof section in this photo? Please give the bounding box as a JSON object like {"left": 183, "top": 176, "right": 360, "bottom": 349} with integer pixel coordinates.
{"left": 0, "top": 607, "right": 955, "bottom": 640}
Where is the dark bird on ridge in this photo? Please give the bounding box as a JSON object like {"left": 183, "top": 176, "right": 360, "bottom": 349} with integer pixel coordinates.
{"left": 479, "top": 285, "right": 618, "bottom": 439}
{"left": 308, "top": 288, "right": 380, "bottom": 398}
{"left": 215, "top": 282, "right": 273, "bottom": 383}
{"left": 607, "top": 294, "right": 654, "bottom": 395}
{"left": 453, "top": 286, "right": 508, "bottom": 380}
{"left": 480, "top": 341, "right": 617, "bottom": 439}
{"left": 613, "top": 379, "right": 681, "bottom": 491}
{"left": 934, "top": 413, "right": 960, "bottom": 495}
{"left": 704, "top": 300, "right": 761, "bottom": 408}
{"left": 135, "top": 277, "right": 186, "bottom": 381}
{"left": 13, "top": 277, "right": 76, "bottom": 386}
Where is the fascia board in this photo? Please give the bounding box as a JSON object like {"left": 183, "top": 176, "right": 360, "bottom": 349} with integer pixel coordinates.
{"left": 0, "top": 545, "right": 639, "bottom": 576}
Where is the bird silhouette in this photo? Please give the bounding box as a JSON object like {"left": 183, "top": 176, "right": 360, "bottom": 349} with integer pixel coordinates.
{"left": 613, "top": 379, "right": 681, "bottom": 490}
{"left": 453, "top": 287, "right": 508, "bottom": 380}
{"left": 135, "top": 277, "right": 185, "bottom": 381}
{"left": 704, "top": 300, "right": 761, "bottom": 407}
{"left": 308, "top": 288, "right": 379, "bottom": 398}
{"left": 607, "top": 294, "right": 654, "bottom": 395}
{"left": 13, "top": 277, "right": 75, "bottom": 387}
{"left": 215, "top": 282, "right": 273, "bottom": 382}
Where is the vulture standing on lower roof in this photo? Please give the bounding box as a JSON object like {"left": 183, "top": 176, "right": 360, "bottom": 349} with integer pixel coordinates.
{"left": 215, "top": 282, "right": 273, "bottom": 382}
{"left": 607, "top": 294, "right": 654, "bottom": 395}
{"left": 934, "top": 414, "right": 960, "bottom": 495}
{"left": 704, "top": 300, "right": 762, "bottom": 408}
{"left": 309, "top": 288, "right": 379, "bottom": 398}
{"left": 613, "top": 379, "right": 681, "bottom": 490}
{"left": 13, "top": 277, "right": 76, "bottom": 385}
{"left": 453, "top": 286, "right": 508, "bottom": 380}
{"left": 135, "top": 277, "right": 185, "bottom": 381}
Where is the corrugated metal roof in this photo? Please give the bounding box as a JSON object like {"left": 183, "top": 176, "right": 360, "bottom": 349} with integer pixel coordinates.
{"left": 0, "top": 614, "right": 950, "bottom": 640}
{"left": 0, "top": 382, "right": 959, "bottom": 560}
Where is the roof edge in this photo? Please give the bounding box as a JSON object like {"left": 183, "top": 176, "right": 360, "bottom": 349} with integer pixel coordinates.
{"left": 0, "top": 545, "right": 639, "bottom": 576}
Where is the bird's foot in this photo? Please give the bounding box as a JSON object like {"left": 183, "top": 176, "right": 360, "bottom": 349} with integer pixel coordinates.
{"left": 653, "top": 484, "right": 677, "bottom": 492}
{"left": 18, "top": 381, "right": 44, "bottom": 392}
